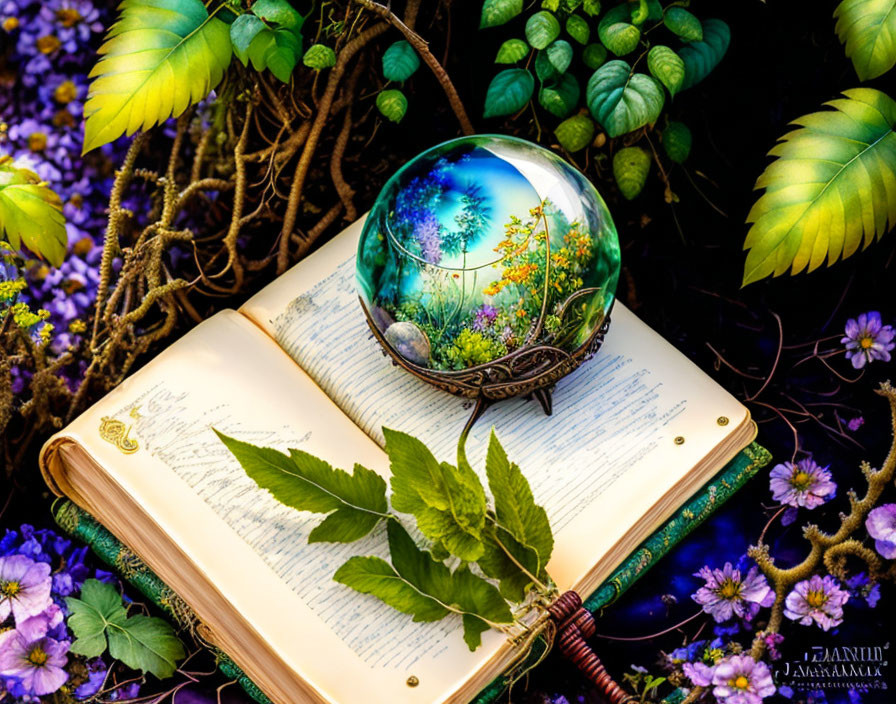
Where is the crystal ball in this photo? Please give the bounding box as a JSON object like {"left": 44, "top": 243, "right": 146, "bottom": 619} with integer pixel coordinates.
{"left": 357, "top": 135, "right": 621, "bottom": 372}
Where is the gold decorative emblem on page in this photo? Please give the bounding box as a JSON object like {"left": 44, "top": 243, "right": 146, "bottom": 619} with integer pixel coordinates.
{"left": 99, "top": 416, "right": 139, "bottom": 454}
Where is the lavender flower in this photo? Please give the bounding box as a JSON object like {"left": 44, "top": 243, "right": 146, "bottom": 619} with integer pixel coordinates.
{"left": 845, "top": 572, "right": 880, "bottom": 608}
{"left": 0, "top": 554, "right": 53, "bottom": 623}
{"left": 692, "top": 562, "right": 773, "bottom": 623}
{"left": 865, "top": 503, "right": 896, "bottom": 559}
{"left": 473, "top": 304, "right": 498, "bottom": 331}
{"left": 683, "top": 660, "right": 715, "bottom": 687}
{"left": 711, "top": 654, "right": 776, "bottom": 703}
{"left": 783, "top": 575, "right": 849, "bottom": 630}
{"left": 847, "top": 416, "right": 864, "bottom": 432}
{"left": 763, "top": 632, "right": 784, "bottom": 660}
{"left": 769, "top": 458, "right": 835, "bottom": 509}
{"left": 842, "top": 311, "right": 895, "bottom": 369}
{"left": 0, "top": 610, "right": 69, "bottom": 696}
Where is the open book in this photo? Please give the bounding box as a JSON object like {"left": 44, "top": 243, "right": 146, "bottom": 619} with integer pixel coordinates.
{"left": 41, "top": 217, "right": 756, "bottom": 704}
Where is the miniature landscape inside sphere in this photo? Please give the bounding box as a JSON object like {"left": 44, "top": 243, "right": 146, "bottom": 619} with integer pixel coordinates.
{"left": 357, "top": 135, "right": 621, "bottom": 370}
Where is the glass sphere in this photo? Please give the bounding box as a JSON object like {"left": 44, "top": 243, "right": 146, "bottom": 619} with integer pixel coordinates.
{"left": 357, "top": 135, "right": 621, "bottom": 371}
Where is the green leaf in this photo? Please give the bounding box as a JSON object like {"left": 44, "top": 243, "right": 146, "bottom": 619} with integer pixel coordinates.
{"left": 385, "top": 427, "right": 487, "bottom": 562}
{"left": 583, "top": 0, "right": 601, "bottom": 16}
{"left": 613, "top": 146, "right": 651, "bottom": 199}
{"left": 377, "top": 89, "right": 408, "bottom": 123}
{"left": 230, "top": 13, "right": 266, "bottom": 64}
{"left": 663, "top": 7, "right": 703, "bottom": 42}
{"left": 495, "top": 38, "right": 530, "bottom": 64}
{"left": 678, "top": 18, "right": 730, "bottom": 91}
{"left": 484, "top": 431, "right": 554, "bottom": 572}
{"left": 107, "top": 613, "right": 185, "bottom": 679}
{"left": 526, "top": 11, "right": 561, "bottom": 50}
{"left": 545, "top": 39, "right": 573, "bottom": 74}
{"left": 630, "top": 0, "right": 649, "bottom": 25}
{"left": 452, "top": 564, "right": 512, "bottom": 647}
{"left": 215, "top": 431, "right": 388, "bottom": 542}
{"left": 463, "top": 614, "right": 491, "bottom": 651}
{"left": 542, "top": 0, "right": 560, "bottom": 10}
{"left": 251, "top": 0, "right": 304, "bottom": 34}
{"left": 0, "top": 159, "right": 66, "bottom": 266}
{"left": 66, "top": 579, "right": 184, "bottom": 678}
{"left": 566, "top": 15, "right": 591, "bottom": 44}
{"left": 645, "top": 0, "right": 663, "bottom": 21}
{"left": 483, "top": 68, "right": 535, "bottom": 118}
{"left": 480, "top": 0, "right": 523, "bottom": 28}
{"left": 247, "top": 26, "right": 301, "bottom": 82}
{"left": 83, "top": 0, "right": 232, "bottom": 152}
{"left": 583, "top": 42, "right": 608, "bottom": 69}
{"left": 647, "top": 45, "right": 685, "bottom": 97}
{"left": 477, "top": 527, "right": 539, "bottom": 602}
{"left": 662, "top": 121, "right": 692, "bottom": 163}
{"left": 598, "top": 5, "right": 641, "bottom": 56}
{"left": 540, "top": 73, "right": 581, "bottom": 117}
{"left": 535, "top": 50, "right": 559, "bottom": 81}
{"left": 743, "top": 88, "right": 896, "bottom": 285}
{"left": 834, "top": 0, "right": 896, "bottom": 80}
{"left": 555, "top": 112, "right": 596, "bottom": 151}
{"left": 382, "top": 40, "right": 420, "bottom": 81}
{"left": 586, "top": 60, "right": 665, "bottom": 137}
{"left": 303, "top": 43, "right": 336, "bottom": 70}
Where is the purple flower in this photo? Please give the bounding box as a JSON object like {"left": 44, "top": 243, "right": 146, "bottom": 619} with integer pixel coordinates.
{"left": 842, "top": 311, "right": 895, "bottom": 369}
{"left": 783, "top": 575, "right": 849, "bottom": 630}
{"left": 711, "top": 654, "right": 775, "bottom": 703}
{"left": 74, "top": 658, "right": 108, "bottom": 699}
{"left": 683, "top": 660, "right": 715, "bottom": 687}
{"left": 847, "top": 416, "right": 864, "bottom": 432}
{"left": 763, "top": 632, "right": 784, "bottom": 660}
{"left": 473, "top": 304, "right": 498, "bottom": 331}
{"left": 769, "top": 458, "right": 835, "bottom": 509}
{"left": 845, "top": 572, "right": 880, "bottom": 608}
{"left": 0, "top": 555, "right": 53, "bottom": 624}
{"left": 865, "top": 503, "right": 896, "bottom": 559}
{"left": 692, "top": 562, "right": 774, "bottom": 623}
{"left": 0, "top": 610, "right": 69, "bottom": 696}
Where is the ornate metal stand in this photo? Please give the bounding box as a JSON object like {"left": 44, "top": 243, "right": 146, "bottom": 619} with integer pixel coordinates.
{"left": 548, "top": 591, "right": 636, "bottom": 704}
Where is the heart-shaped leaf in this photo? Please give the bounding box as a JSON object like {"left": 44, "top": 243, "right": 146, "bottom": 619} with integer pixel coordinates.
{"left": 545, "top": 39, "right": 573, "bottom": 73}
{"left": 480, "top": 0, "right": 523, "bottom": 28}
{"left": 647, "top": 45, "right": 685, "bottom": 97}
{"left": 555, "top": 112, "right": 596, "bottom": 151}
{"left": 483, "top": 68, "right": 535, "bottom": 118}
{"left": 247, "top": 26, "right": 301, "bottom": 82}
{"left": 598, "top": 4, "right": 640, "bottom": 56}
{"left": 663, "top": 7, "right": 703, "bottom": 42}
{"left": 613, "top": 146, "right": 651, "bottom": 199}
{"left": 495, "top": 38, "right": 529, "bottom": 64}
{"left": 83, "top": 0, "right": 232, "bottom": 152}
{"left": 526, "top": 11, "right": 561, "bottom": 50}
{"left": 662, "top": 121, "right": 692, "bottom": 163}
{"left": 539, "top": 72, "right": 580, "bottom": 117}
{"left": 743, "top": 88, "right": 896, "bottom": 285}
{"left": 382, "top": 40, "right": 420, "bottom": 81}
{"left": 230, "top": 14, "right": 266, "bottom": 64}
{"left": 377, "top": 89, "right": 408, "bottom": 123}
{"left": 303, "top": 43, "right": 336, "bottom": 70}
{"left": 586, "top": 60, "right": 664, "bottom": 137}
{"left": 834, "top": 0, "right": 896, "bottom": 80}
{"left": 566, "top": 14, "right": 590, "bottom": 44}
{"left": 535, "top": 50, "right": 559, "bottom": 81}
{"left": 678, "top": 18, "right": 730, "bottom": 91}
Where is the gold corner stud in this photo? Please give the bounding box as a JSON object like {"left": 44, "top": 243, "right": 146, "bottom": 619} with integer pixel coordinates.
{"left": 674, "top": 436, "right": 685, "bottom": 445}
{"left": 99, "top": 416, "right": 139, "bottom": 455}
{"left": 717, "top": 416, "right": 729, "bottom": 426}
{"left": 406, "top": 676, "right": 419, "bottom": 688}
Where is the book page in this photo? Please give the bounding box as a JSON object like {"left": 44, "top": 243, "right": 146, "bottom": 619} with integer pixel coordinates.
{"left": 241, "top": 218, "right": 750, "bottom": 590}
{"left": 42, "top": 311, "right": 509, "bottom": 704}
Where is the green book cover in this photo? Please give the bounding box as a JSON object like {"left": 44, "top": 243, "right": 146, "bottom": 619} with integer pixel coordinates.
{"left": 52, "top": 441, "right": 769, "bottom": 704}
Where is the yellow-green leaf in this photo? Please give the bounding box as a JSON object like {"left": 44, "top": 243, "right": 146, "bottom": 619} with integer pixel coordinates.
{"left": 555, "top": 112, "right": 596, "bottom": 151}
{"left": 834, "top": 0, "right": 896, "bottom": 80}
{"left": 613, "top": 145, "right": 651, "bottom": 199}
{"left": 647, "top": 45, "right": 685, "bottom": 98}
{"left": 83, "top": 0, "right": 232, "bottom": 153}
{"left": 0, "top": 158, "right": 66, "bottom": 266}
{"left": 598, "top": 4, "right": 640, "bottom": 56}
{"left": 376, "top": 89, "right": 408, "bottom": 123}
{"left": 743, "top": 88, "right": 896, "bottom": 285}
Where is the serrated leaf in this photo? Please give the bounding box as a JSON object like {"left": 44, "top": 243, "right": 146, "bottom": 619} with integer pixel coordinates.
{"left": 583, "top": 0, "right": 601, "bottom": 16}
{"left": 662, "top": 121, "right": 692, "bottom": 163}
{"left": 526, "top": 11, "right": 561, "bottom": 50}
{"left": 251, "top": 0, "right": 304, "bottom": 34}
{"left": 484, "top": 431, "right": 554, "bottom": 571}
{"left": 382, "top": 40, "right": 420, "bottom": 81}
{"left": 566, "top": 14, "right": 590, "bottom": 44}
{"left": 483, "top": 68, "right": 535, "bottom": 118}
{"left": 303, "top": 43, "right": 336, "bottom": 70}
{"left": 583, "top": 42, "right": 607, "bottom": 69}
{"left": 384, "top": 428, "right": 487, "bottom": 562}
{"left": 65, "top": 579, "right": 127, "bottom": 658}
{"left": 496, "top": 38, "right": 529, "bottom": 63}
{"left": 647, "top": 45, "right": 685, "bottom": 97}
{"left": 0, "top": 160, "right": 66, "bottom": 266}
{"left": 678, "top": 18, "right": 730, "bottom": 91}
{"left": 107, "top": 614, "right": 185, "bottom": 679}
{"left": 463, "top": 614, "right": 490, "bottom": 651}
{"left": 230, "top": 13, "right": 266, "bottom": 64}
{"left": 663, "top": 7, "right": 702, "bottom": 42}
{"left": 545, "top": 39, "right": 573, "bottom": 73}
{"left": 535, "top": 51, "right": 559, "bottom": 81}
{"left": 743, "top": 88, "right": 896, "bottom": 285}
{"left": 539, "top": 73, "right": 580, "bottom": 117}
{"left": 452, "top": 565, "right": 512, "bottom": 647}
{"left": 216, "top": 431, "right": 387, "bottom": 542}
{"left": 480, "top": 0, "right": 523, "bottom": 28}
{"left": 477, "top": 527, "right": 539, "bottom": 602}
{"left": 247, "top": 26, "right": 301, "bottom": 82}
{"left": 377, "top": 89, "right": 408, "bottom": 123}
{"left": 586, "top": 60, "right": 665, "bottom": 137}
{"left": 598, "top": 5, "right": 640, "bottom": 56}
{"left": 613, "top": 145, "right": 651, "bottom": 199}
{"left": 555, "top": 112, "right": 596, "bottom": 151}
{"left": 82, "top": 0, "right": 232, "bottom": 152}
{"left": 834, "top": 0, "right": 896, "bottom": 80}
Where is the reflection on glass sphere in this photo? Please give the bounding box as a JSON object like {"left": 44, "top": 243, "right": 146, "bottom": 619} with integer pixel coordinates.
{"left": 357, "top": 135, "right": 621, "bottom": 371}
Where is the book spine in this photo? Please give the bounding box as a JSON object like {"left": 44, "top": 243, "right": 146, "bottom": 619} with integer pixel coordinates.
{"left": 53, "top": 500, "right": 272, "bottom": 704}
